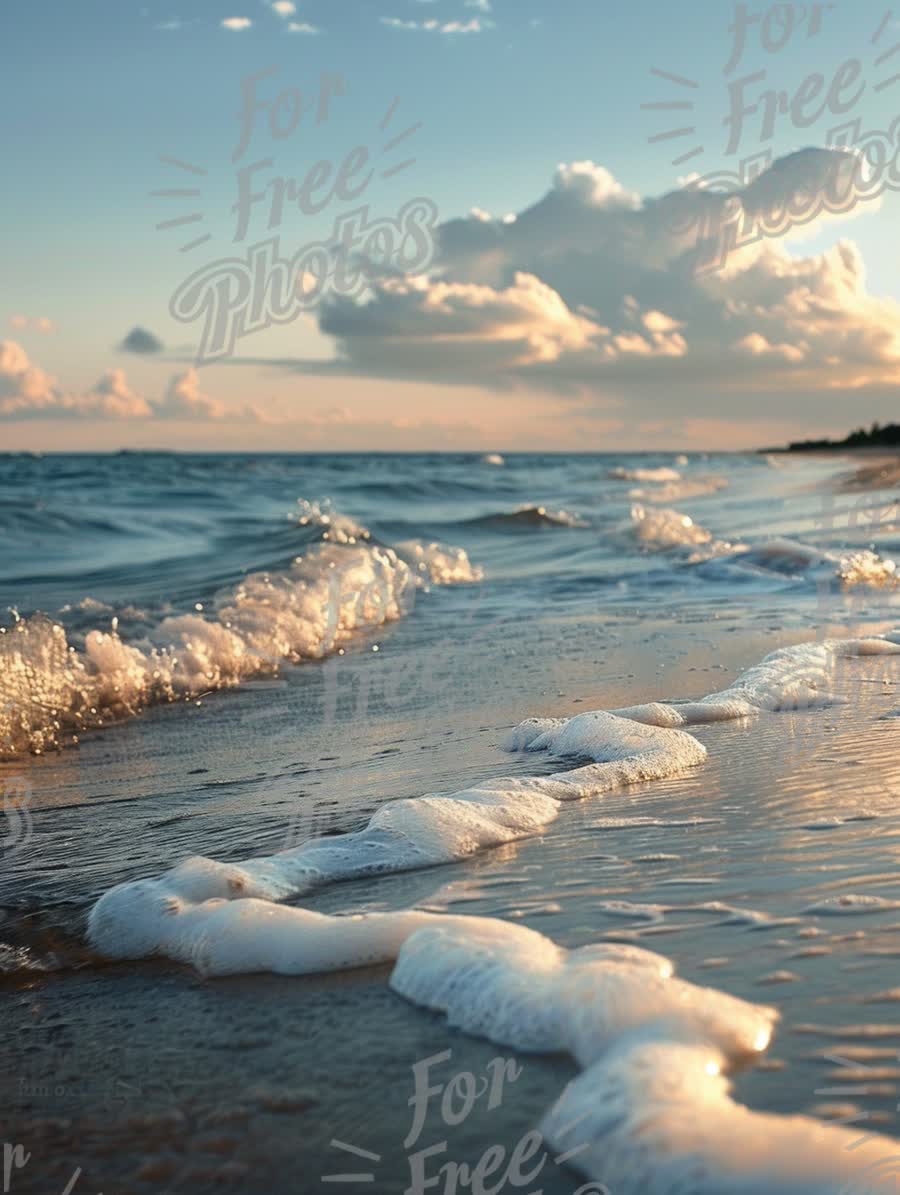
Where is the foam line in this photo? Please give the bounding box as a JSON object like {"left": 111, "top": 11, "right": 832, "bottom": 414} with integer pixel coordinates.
{"left": 84, "top": 632, "right": 900, "bottom": 1188}
{"left": 88, "top": 711, "right": 708, "bottom": 958}
{"left": 541, "top": 1036, "right": 900, "bottom": 1194}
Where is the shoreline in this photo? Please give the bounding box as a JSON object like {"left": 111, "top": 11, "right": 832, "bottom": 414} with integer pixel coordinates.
{"left": 5, "top": 631, "right": 900, "bottom": 1192}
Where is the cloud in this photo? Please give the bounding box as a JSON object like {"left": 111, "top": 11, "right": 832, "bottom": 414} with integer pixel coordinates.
{"left": 0, "top": 343, "right": 229, "bottom": 422}
{"left": 8, "top": 315, "right": 55, "bottom": 334}
{"left": 155, "top": 368, "right": 225, "bottom": 419}
{"left": 287, "top": 21, "right": 320, "bottom": 33}
{"left": 297, "top": 147, "right": 900, "bottom": 402}
{"left": 0, "top": 341, "right": 69, "bottom": 418}
{"left": 320, "top": 272, "right": 605, "bottom": 378}
{"left": 221, "top": 17, "right": 252, "bottom": 31}
{"left": 118, "top": 326, "right": 164, "bottom": 356}
{"left": 270, "top": 0, "right": 296, "bottom": 14}
{"left": 85, "top": 370, "right": 155, "bottom": 418}
{"left": 380, "top": 16, "right": 486, "bottom": 33}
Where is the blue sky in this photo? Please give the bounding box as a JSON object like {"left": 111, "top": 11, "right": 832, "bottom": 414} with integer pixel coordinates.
{"left": 3, "top": 0, "right": 900, "bottom": 449}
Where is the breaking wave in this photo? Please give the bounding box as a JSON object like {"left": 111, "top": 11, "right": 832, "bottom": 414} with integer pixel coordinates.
{"left": 0, "top": 506, "right": 482, "bottom": 759}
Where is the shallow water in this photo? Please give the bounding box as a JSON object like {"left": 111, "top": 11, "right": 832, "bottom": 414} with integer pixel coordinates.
{"left": 2, "top": 450, "right": 900, "bottom": 1192}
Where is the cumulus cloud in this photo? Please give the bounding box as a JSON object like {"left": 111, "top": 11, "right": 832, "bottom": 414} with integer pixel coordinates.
{"left": 85, "top": 370, "right": 154, "bottom": 418}
{"left": 118, "top": 326, "right": 164, "bottom": 356}
{"left": 221, "top": 17, "right": 252, "bottom": 31}
{"left": 0, "top": 343, "right": 229, "bottom": 421}
{"left": 155, "top": 368, "right": 225, "bottom": 419}
{"left": 302, "top": 147, "right": 900, "bottom": 399}
{"left": 270, "top": 0, "right": 296, "bottom": 14}
{"left": 321, "top": 272, "right": 606, "bottom": 379}
{"left": 287, "top": 21, "right": 320, "bottom": 33}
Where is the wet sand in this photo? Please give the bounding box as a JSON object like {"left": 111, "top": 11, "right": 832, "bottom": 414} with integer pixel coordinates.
{"left": 4, "top": 622, "right": 900, "bottom": 1193}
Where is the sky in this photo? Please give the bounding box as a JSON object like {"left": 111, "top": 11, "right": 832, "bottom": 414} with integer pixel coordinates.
{"left": 2, "top": 0, "right": 900, "bottom": 451}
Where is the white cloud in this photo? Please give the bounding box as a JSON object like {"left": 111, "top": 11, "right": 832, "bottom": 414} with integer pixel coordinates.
{"left": 381, "top": 16, "right": 485, "bottom": 33}
{"left": 304, "top": 147, "right": 900, "bottom": 399}
{"left": 270, "top": 0, "right": 296, "bottom": 14}
{"left": 322, "top": 272, "right": 602, "bottom": 376}
{"left": 287, "top": 20, "right": 320, "bottom": 33}
{"left": 85, "top": 370, "right": 154, "bottom": 418}
{"left": 155, "top": 368, "right": 225, "bottom": 419}
{"left": 221, "top": 17, "right": 252, "bottom": 31}
{"left": 0, "top": 344, "right": 231, "bottom": 422}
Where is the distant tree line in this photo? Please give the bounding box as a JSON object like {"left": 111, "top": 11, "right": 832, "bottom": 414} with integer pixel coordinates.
{"left": 785, "top": 421, "right": 900, "bottom": 451}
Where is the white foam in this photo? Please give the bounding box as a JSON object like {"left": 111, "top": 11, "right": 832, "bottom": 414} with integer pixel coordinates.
{"left": 480, "top": 452, "right": 505, "bottom": 466}
{"left": 88, "top": 632, "right": 900, "bottom": 959}
{"left": 734, "top": 540, "right": 897, "bottom": 589}
{"left": 629, "top": 476, "right": 729, "bottom": 503}
{"left": 631, "top": 514, "right": 898, "bottom": 590}
{"left": 835, "top": 549, "right": 898, "bottom": 589}
{"left": 391, "top": 922, "right": 775, "bottom": 1064}
{"left": 294, "top": 498, "right": 371, "bottom": 545}
{"left": 541, "top": 1036, "right": 900, "bottom": 1195}
{"left": 506, "top": 709, "right": 707, "bottom": 793}
{"left": 806, "top": 894, "right": 900, "bottom": 916}
{"left": 90, "top": 896, "right": 458, "bottom": 977}
{"left": 88, "top": 710, "right": 707, "bottom": 959}
{"left": 630, "top": 504, "right": 740, "bottom": 558}
{"left": 611, "top": 466, "right": 682, "bottom": 483}
{"left": 613, "top": 637, "right": 900, "bottom": 728}
{"left": 394, "top": 540, "right": 485, "bottom": 585}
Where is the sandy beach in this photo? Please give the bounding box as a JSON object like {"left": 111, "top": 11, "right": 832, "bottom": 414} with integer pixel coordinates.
{"left": 4, "top": 518, "right": 900, "bottom": 1193}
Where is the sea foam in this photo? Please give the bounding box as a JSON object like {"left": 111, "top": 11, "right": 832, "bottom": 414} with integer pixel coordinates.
{"left": 630, "top": 507, "right": 898, "bottom": 587}
{"left": 629, "top": 476, "right": 729, "bottom": 502}
{"left": 541, "top": 1036, "right": 900, "bottom": 1194}
{"left": 613, "top": 637, "right": 900, "bottom": 727}
{"left": 84, "top": 631, "right": 900, "bottom": 1190}
{"left": 88, "top": 709, "right": 707, "bottom": 958}
{"left": 88, "top": 634, "right": 900, "bottom": 960}
{"left": 611, "top": 466, "right": 683, "bottom": 483}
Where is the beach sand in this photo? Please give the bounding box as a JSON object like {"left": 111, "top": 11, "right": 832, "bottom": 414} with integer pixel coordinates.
{"left": 4, "top": 616, "right": 900, "bottom": 1193}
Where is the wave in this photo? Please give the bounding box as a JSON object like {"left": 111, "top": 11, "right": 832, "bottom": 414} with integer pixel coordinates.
{"left": 468, "top": 504, "right": 589, "bottom": 530}
{"left": 610, "top": 465, "right": 682, "bottom": 483}
{"left": 630, "top": 504, "right": 740, "bottom": 557}
{"left": 727, "top": 541, "right": 898, "bottom": 590}
{"left": 0, "top": 507, "right": 482, "bottom": 759}
{"left": 394, "top": 540, "right": 485, "bottom": 585}
{"left": 629, "top": 476, "right": 729, "bottom": 503}
{"left": 630, "top": 508, "right": 899, "bottom": 588}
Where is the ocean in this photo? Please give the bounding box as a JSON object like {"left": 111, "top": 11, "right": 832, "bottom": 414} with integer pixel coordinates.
{"left": 3, "top": 449, "right": 900, "bottom": 1193}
